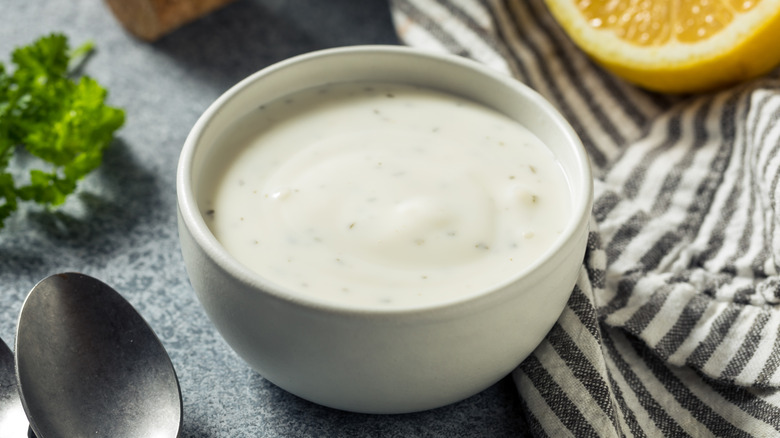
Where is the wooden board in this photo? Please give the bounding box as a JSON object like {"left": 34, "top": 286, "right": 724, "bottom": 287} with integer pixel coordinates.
{"left": 104, "top": 0, "right": 237, "bottom": 41}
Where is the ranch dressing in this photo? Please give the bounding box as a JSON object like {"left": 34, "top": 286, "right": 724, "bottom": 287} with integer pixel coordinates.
{"left": 201, "top": 83, "right": 571, "bottom": 309}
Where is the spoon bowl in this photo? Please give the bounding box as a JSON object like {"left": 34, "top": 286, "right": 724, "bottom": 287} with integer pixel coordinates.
{"left": 15, "top": 273, "right": 182, "bottom": 438}
{"left": 0, "top": 336, "right": 28, "bottom": 437}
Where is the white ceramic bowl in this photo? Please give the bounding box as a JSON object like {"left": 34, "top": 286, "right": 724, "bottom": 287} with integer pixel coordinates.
{"left": 177, "top": 45, "right": 592, "bottom": 414}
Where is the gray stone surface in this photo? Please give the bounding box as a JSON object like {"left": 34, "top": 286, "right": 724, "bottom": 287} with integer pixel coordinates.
{"left": 0, "top": 0, "right": 526, "bottom": 436}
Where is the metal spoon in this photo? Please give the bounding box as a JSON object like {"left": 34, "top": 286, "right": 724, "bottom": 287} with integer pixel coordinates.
{"left": 0, "top": 336, "right": 29, "bottom": 437}
{"left": 15, "top": 272, "right": 182, "bottom": 438}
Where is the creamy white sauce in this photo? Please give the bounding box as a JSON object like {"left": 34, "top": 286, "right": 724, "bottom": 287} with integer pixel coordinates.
{"left": 201, "top": 83, "right": 571, "bottom": 308}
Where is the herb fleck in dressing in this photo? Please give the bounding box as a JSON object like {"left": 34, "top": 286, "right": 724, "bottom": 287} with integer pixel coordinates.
{"left": 201, "top": 83, "right": 571, "bottom": 308}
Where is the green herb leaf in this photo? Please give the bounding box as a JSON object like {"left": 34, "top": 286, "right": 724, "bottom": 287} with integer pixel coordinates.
{"left": 0, "top": 33, "right": 125, "bottom": 229}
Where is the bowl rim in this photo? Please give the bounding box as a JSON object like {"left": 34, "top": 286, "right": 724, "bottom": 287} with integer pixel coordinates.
{"left": 176, "top": 44, "right": 593, "bottom": 317}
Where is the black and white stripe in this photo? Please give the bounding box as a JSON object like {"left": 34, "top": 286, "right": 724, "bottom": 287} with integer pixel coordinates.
{"left": 389, "top": 0, "right": 780, "bottom": 435}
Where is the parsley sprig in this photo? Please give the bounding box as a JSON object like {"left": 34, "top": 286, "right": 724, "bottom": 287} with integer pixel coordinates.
{"left": 0, "top": 33, "right": 125, "bottom": 229}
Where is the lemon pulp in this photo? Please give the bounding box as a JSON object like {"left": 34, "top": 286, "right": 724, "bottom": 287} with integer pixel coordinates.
{"left": 545, "top": 0, "right": 780, "bottom": 93}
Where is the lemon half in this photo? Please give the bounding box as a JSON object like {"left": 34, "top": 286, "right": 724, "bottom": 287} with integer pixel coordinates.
{"left": 544, "top": 0, "right": 780, "bottom": 93}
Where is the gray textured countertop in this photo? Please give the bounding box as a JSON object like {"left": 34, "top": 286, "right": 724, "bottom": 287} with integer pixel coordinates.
{"left": 0, "top": 1, "right": 526, "bottom": 436}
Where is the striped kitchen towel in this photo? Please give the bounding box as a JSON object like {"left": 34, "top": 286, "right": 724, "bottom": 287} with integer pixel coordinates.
{"left": 389, "top": 0, "right": 780, "bottom": 436}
